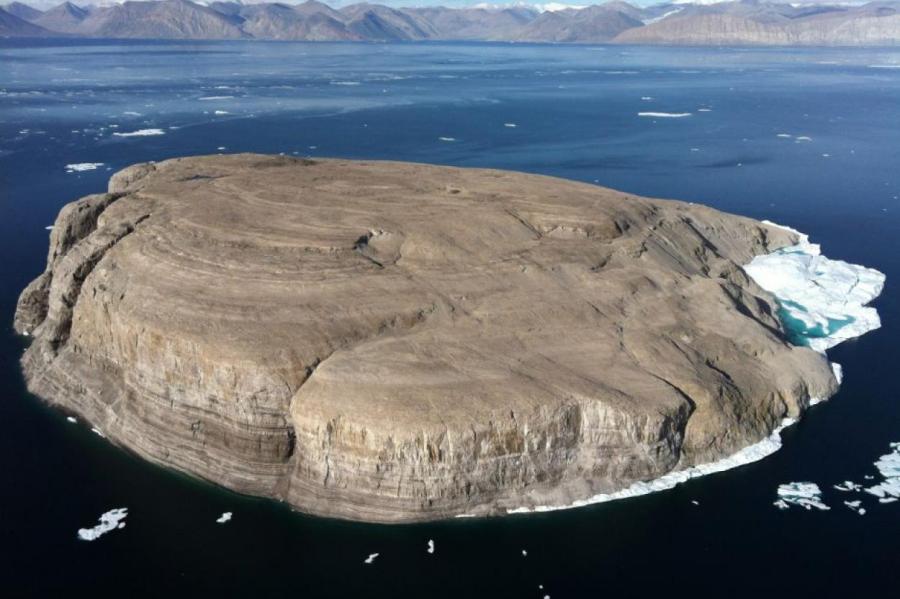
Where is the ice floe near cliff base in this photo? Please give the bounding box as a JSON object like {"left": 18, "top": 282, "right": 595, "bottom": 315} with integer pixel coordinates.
{"left": 503, "top": 221, "right": 885, "bottom": 515}
{"left": 744, "top": 221, "right": 885, "bottom": 353}
{"left": 77, "top": 508, "right": 128, "bottom": 541}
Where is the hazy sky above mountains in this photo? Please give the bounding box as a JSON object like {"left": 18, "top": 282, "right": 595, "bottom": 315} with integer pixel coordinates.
{"left": 13, "top": 0, "right": 870, "bottom": 12}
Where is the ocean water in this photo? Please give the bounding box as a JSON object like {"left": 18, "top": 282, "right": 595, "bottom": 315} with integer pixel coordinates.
{"left": 1, "top": 40, "right": 899, "bottom": 596}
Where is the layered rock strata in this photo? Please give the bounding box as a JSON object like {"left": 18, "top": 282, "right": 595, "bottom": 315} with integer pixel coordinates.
{"left": 15, "top": 154, "right": 837, "bottom": 522}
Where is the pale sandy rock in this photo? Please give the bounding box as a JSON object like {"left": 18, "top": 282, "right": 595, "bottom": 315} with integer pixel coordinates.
{"left": 15, "top": 154, "right": 837, "bottom": 522}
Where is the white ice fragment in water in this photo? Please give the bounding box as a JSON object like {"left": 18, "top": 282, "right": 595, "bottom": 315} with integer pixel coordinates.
{"left": 864, "top": 442, "right": 900, "bottom": 501}
{"left": 123, "top": 111, "right": 142, "bottom": 116}
{"left": 66, "top": 416, "right": 77, "bottom": 424}
{"left": 504, "top": 123, "right": 517, "bottom": 128}
{"left": 843, "top": 500, "right": 866, "bottom": 515}
{"left": 775, "top": 482, "right": 829, "bottom": 511}
{"left": 216, "top": 512, "right": 232, "bottom": 524}
{"left": 521, "top": 549, "right": 528, "bottom": 556}
{"left": 691, "top": 500, "right": 699, "bottom": 505}
{"left": 78, "top": 508, "right": 128, "bottom": 541}
{"left": 45, "top": 226, "right": 54, "bottom": 230}
{"left": 199, "top": 95, "right": 234, "bottom": 100}
{"left": 833, "top": 480, "right": 862, "bottom": 492}
{"left": 364, "top": 553, "right": 379, "bottom": 564}
{"left": 831, "top": 362, "right": 843, "bottom": 384}
{"left": 641, "top": 96, "right": 653, "bottom": 100}
{"left": 427, "top": 539, "right": 435, "bottom": 554}
{"left": 744, "top": 221, "right": 885, "bottom": 353}
{"left": 438, "top": 137, "right": 456, "bottom": 142}
{"left": 697, "top": 108, "right": 712, "bottom": 112}
{"left": 776, "top": 133, "right": 792, "bottom": 138}
{"left": 91, "top": 427, "right": 106, "bottom": 438}
{"left": 65, "top": 162, "right": 104, "bottom": 173}
{"left": 214, "top": 110, "right": 229, "bottom": 115}
{"left": 638, "top": 112, "right": 691, "bottom": 118}
{"left": 795, "top": 136, "right": 812, "bottom": 142}
{"left": 113, "top": 129, "right": 165, "bottom": 137}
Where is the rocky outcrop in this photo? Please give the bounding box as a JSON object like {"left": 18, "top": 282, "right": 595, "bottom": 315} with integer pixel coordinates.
{"left": 15, "top": 154, "right": 837, "bottom": 522}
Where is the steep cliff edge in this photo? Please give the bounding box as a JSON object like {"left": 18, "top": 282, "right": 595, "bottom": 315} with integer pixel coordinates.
{"left": 15, "top": 154, "right": 837, "bottom": 522}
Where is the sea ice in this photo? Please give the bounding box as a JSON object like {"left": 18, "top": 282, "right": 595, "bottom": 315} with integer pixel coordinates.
{"left": 91, "top": 427, "right": 106, "bottom": 438}
{"left": 216, "top": 512, "right": 232, "bottom": 523}
{"left": 864, "top": 442, "right": 900, "bottom": 501}
{"left": 504, "top": 123, "right": 517, "bottom": 128}
{"left": 795, "top": 136, "right": 812, "bottom": 142}
{"left": 777, "top": 133, "right": 792, "bottom": 138}
{"left": 638, "top": 112, "right": 691, "bottom": 118}
{"left": 198, "top": 95, "right": 234, "bottom": 100}
{"left": 834, "top": 481, "right": 862, "bottom": 492}
{"left": 65, "top": 162, "right": 104, "bottom": 172}
{"left": 364, "top": 553, "right": 379, "bottom": 564}
{"left": 744, "top": 221, "right": 885, "bottom": 353}
{"left": 214, "top": 110, "right": 229, "bottom": 115}
{"left": 843, "top": 500, "right": 866, "bottom": 515}
{"left": 112, "top": 129, "right": 165, "bottom": 137}
{"left": 427, "top": 539, "right": 435, "bottom": 554}
{"left": 507, "top": 418, "right": 799, "bottom": 514}
{"left": 774, "top": 482, "right": 829, "bottom": 511}
{"left": 438, "top": 137, "right": 456, "bottom": 142}
{"left": 697, "top": 108, "right": 712, "bottom": 112}
{"left": 77, "top": 508, "right": 128, "bottom": 541}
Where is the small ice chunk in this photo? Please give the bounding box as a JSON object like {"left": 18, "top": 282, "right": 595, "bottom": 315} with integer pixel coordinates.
{"left": 843, "top": 500, "right": 866, "bottom": 515}
{"left": 45, "top": 225, "right": 54, "bottom": 230}
{"left": 638, "top": 112, "right": 691, "bottom": 118}
{"left": 199, "top": 95, "right": 234, "bottom": 100}
{"left": 91, "top": 427, "right": 106, "bottom": 438}
{"left": 795, "top": 136, "right": 812, "bottom": 142}
{"left": 521, "top": 549, "right": 527, "bottom": 556}
{"left": 833, "top": 481, "right": 862, "bottom": 492}
{"left": 640, "top": 96, "right": 653, "bottom": 100}
{"left": 697, "top": 108, "right": 712, "bottom": 112}
{"left": 65, "top": 162, "right": 104, "bottom": 173}
{"left": 216, "top": 512, "right": 232, "bottom": 524}
{"left": 774, "top": 482, "right": 829, "bottom": 510}
{"left": 77, "top": 508, "right": 128, "bottom": 541}
{"left": 504, "top": 123, "right": 517, "bottom": 128}
{"left": 438, "top": 137, "right": 456, "bottom": 142}
{"left": 112, "top": 129, "right": 165, "bottom": 137}
{"left": 123, "top": 111, "right": 142, "bottom": 116}
{"left": 691, "top": 500, "right": 699, "bottom": 505}
{"left": 364, "top": 553, "right": 379, "bottom": 564}
{"left": 214, "top": 110, "right": 229, "bottom": 115}
{"left": 427, "top": 539, "right": 434, "bottom": 554}
{"left": 831, "top": 362, "right": 843, "bottom": 384}
{"left": 776, "top": 133, "right": 792, "bottom": 138}
{"left": 66, "top": 416, "right": 77, "bottom": 424}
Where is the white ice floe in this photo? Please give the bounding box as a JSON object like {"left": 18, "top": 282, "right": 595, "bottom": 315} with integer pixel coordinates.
{"left": 504, "top": 123, "right": 517, "bottom": 128}
{"left": 65, "top": 162, "right": 104, "bottom": 173}
{"left": 744, "top": 221, "right": 885, "bottom": 353}
{"left": 638, "top": 112, "right": 691, "bottom": 118}
{"left": 438, "top": 137, "right": 456, "bottom": 142}
{"left": 831, "top": 362, "right": 843, "bottom": 384}
{"left": 214, "top": 110, "right": 229, "bottom": 115}
{"left": 330, "top": 81, "right": 361, "bottom": 86}
{"left": 641, "top": 96, "right": 653, "bottom": 101}
{"left": 507, "top": 418, "right": 799, "bottom": 514}
{"left": 427, "top": 539, "right": 435, "bottom": 554}
{"left": 113, "top": 129, "right": 165, "bottom": 138}
{"left": 216, "top": 512, "right": 232, "bottom": 524}
{"left": 364, "top": 553, "right": 379, "bottom": 564}
{"left": 521, "top": 549, "right": 528, "bottom": 556}
{"left": 868, "top": 64, "right": 900, "bottom": 69}
{"left": 864, "top": 442, "right": 900, "bottom": 501}
{"left": 123, "top": 111, "right": 142, "bottom": 116}
{"left": 66, "top": 416, "right": 77, "bottom": 423}
{"left": 77, "top": 508, "right": 128, "bottom": 541}
{"left": 45, "top": 225, "right": 54, "bottom": 230}
{"left": 91, "top": 427, "right": 106, "bottom": 438}
{"left": 776, "top": 133, "right": 792, "bottom": 138}
{"left": 843, "top": 500, "right": 866, "bottom": 515}
{"left": 774, "top": 482, "right": 829, "bottom": 511}
{"left": 834, "top": 480, "right": 862, "bottom": 492}
{"left": 697, "top": 108, "right": 712, "bottom": 112}
{"left": 199, "top": 95, "right": 234, "bottom": 100}
{"left": 795, "top": 136, "right": 812, "bottom": 142}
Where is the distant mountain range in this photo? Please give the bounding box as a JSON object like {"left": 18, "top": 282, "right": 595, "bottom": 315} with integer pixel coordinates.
{"left": 1, "top": 0, "right": 898, "bottom": 45}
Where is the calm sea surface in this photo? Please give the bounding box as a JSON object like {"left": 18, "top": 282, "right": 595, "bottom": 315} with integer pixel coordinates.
{"left": 1, "top": 40, "right": 898, "bottom": 597}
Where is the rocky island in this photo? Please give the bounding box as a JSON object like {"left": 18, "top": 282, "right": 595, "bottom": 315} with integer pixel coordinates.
{"left": 15, "top": 154, "right": 844, "bottom": 522}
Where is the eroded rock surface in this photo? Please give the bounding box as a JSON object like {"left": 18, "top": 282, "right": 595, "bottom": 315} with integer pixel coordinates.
{"left": 15, "top": 154, "right": 837, "bottom": 522}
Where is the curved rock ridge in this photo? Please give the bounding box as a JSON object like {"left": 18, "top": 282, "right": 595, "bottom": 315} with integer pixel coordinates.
{"left": 15, "top": 154, "right": 838, "bottom": 522}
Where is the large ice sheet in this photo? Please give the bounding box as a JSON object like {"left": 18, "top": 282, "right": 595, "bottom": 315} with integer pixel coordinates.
{"left": 744, "top": 221, "right": 885, "bottom": 352}
{"left": 864, "top": 442, "right": 900, "bottom": 501}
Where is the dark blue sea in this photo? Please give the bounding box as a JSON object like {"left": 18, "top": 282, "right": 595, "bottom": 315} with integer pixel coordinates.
{"left": 1, "top": 39, "right": 898, "bottom": 597}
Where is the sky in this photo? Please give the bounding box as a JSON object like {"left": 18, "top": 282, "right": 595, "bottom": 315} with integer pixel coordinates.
{"left": 11, "top": 0, "right": 870, "bottom": 12}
